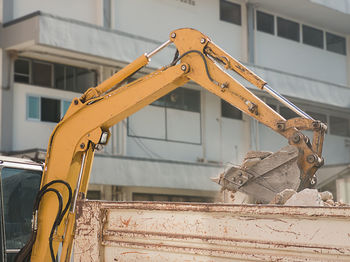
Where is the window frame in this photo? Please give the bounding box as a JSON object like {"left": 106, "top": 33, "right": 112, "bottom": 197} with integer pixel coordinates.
{"left": 329, "top": 115, "right": 350, "bottom": 137}
{"left": 326, "top": 32, "right": 347, "bottom": 55}
{"left": 256, "top": 10, "right": 275, "bottom": 35}
{"left": 302, "top": 24, "right": 324, "bottom": 49}
{"left": 127, "top": 87, "right": 202, "bottom": 145}
{"left": 14, "top": 58, "right": 31, "bottom": 84}
{"left": 14, "top": 57, "right": 98, "bottom": 93}
{"left": 221, "top": 99, "right": 243, "bottom": 120}
{"left": 219, "top": 0, "right": 242, "bottom": 26}
{"left": 26, "top": 95, "right": 72, "bottom": 123}
{"left": 277, "top": 16, "right": 300, "bottom": 42}
{"left": 31, "top": 60, "right": 54, "bottom": 88}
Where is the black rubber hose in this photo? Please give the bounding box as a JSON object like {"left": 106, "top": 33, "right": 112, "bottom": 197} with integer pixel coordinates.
{"left": 15, "top": 180, "right": 72, "bottom": 262}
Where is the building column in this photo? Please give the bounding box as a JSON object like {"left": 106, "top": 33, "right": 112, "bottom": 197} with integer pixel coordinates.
{"left": 246, "top": 3, "right": 255, "bottom": 64}
{"left": 240, "top": 3, "right": 248, "bottom": 62}
{"left": 347, "top": 36, "right": 350, "bottom": 87}
{"left": 1, "top": 51, "right": 14, "bottom": 152}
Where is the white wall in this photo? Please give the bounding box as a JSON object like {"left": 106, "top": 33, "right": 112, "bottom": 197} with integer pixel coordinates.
{"left": 255, "top": 31, "right": 348, "bottom": 86}
{"left": 113, "top": 0, "right": 243, "bottom": 59}
{"left": 12, "top": 83, "right": 78, "bottom": 150}
{"left": 13, "top": 0, "right": 101, "bottom": 25}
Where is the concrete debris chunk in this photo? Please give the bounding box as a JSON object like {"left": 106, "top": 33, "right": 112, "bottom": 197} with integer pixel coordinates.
{"left": 319, "top": 191, "right": 333, "bottom": 201}
{"left": 269, "top": 189, "right": 349, "bottom": 207}
{"left": 269, "top": 189, "right": 297, "bottom": 205}
{"left": 285, "top": 189, "right": 324, "bottom": 207}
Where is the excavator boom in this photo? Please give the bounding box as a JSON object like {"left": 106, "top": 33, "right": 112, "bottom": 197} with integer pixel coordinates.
{"left": 15, "top": 28, "right": 326, "bottom": 262}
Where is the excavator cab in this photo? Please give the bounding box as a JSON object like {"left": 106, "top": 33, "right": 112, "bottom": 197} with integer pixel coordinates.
{"left": 0, "top": 157, "right": 42, "bottom": 261}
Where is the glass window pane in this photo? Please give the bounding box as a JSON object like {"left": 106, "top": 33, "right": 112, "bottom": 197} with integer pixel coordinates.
{"left": 330, "top": 116, "right": 350, "bottom": 137}
{"left": 62, "top": 100, "right": 71, "bottom": 117}
{"left": 14, "top": 59, "right": 29, "bottom": 75}
{"left": 221, "top": 100, "right": 242, "bottom": 120}
{"left": 32, "top": 61, "right": 52, "bottom": 87}
{"left": 54, "top": 64, "right": 65, "bottom": 90}
{"left": 27, "top": 96, "right": 40, "bottom": 120}
{"left": 326, "top": 32, "right": 346, "bottom": 55}
{"left": 306, "top": 111, "right": 327, "bottom": 124}
{"left": 277, "top": 17, "right": 300, "bottom": 42}
{"left": 257, "top": 11, "right": 274, "bottom": 35}
{"left": 303, "top": 25, "right": 324, "bottom": 49}
{"left": 41, "top": 97, "right": 61, "bottom": 123}
{"left": 66, "top": 66, "right": 75, "bottom": 92}
{"left": 14, "top": 75, "right": 30, "bottom": 83}
{"left": 166, "top": 88, "right": 184, "bottom": 110}
{"left": 152, "top": 96, "right": 167, "bottom": 107}
{"left": 267, "top": 103, "right": 277, "bottom": 111}
{"left": 132, "top": 193, "right": 152, "bottom": 201}
{"left": 220, "top": 0, "right": 241, "bottom": 25}
{"left": 279, "top": 106, "right": 299, "bottom": 119}
{"left": 86, "top": 190, "right": 101, "bottom": 200}
{"left": 1, "top": 167, "right": 41, "bottom": 251}
{"left": 14, "top": 59, "right": 30, "bottom": 84}
{"left": 183, "top": 88, "right": 200, "bottom": 112}
{"left": 75, "top": 68, "right": 96, "bottom": 93}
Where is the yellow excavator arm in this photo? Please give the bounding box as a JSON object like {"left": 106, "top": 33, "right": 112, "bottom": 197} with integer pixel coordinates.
{"left": 15, "top": 28, "right": 326, "bottom": 262}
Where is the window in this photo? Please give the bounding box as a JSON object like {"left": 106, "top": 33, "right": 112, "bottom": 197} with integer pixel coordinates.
{"left": 32, "top": 61, "right": 52, "bottom": 87}
{"left": 14, "top": 59, "right": 30, "bottom": 83}
{"left": 267, "top": 103, "right": 277, "bottom": 111}
{"left": 153, "top": 87, "right": 200, "bottom": 113}
{"left": 41, "top": 98, "right": 61, "bottom": 123}
{"left": 86, "top": 190, "right": 101, "bottom": 200}
{"left": 130, "top": 87, "right": 201, "bottom": 144}
{"left": 303, "top": 25, "right": 323, "bottom": 49}
{"left": 220, "top": 0, "right": 241, "bottom": 25}
{"left": 257, "top": 11, "right": 274, "bottom": 35}
{"left": 326, "top": 32, "right": 346, "bottom": 55}
{"left": 279, "top": 106, "right": 298, "bottom": 119}
{"left": 330, "top": 116, "right": 350, "bottom": 137}
{"left": 76, "top": 68, "right": 98, "bottom": 92}
{"left": 27, "top": 96, "right": 40, "bottom": 120}
{"left": 14, "top": 58, "right": 97, "bottom": 93}
{"left": 306, "top": 111, "right": 327, "bottom": 124}
{"left": 221, "top": 100, "right": 242, "bottom": 120}
{"left": 62, "top": 100, "right": 71, "bottom": 117}
{"left": 277, "top": 17, "right": 300, "bottom": 42}
{"left": 27, "top": 96, "right": 72, "bottom": 123}
{"left": 0, "top": 167, "right": 42, "bottom": 259}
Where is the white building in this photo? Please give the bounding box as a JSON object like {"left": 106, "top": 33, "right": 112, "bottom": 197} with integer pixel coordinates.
{"left": 0, "top": 0, "right": 350, "bottom": 202}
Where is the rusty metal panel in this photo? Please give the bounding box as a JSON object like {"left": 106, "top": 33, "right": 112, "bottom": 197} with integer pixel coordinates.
{"left": 74, "top": 201, "right": 350, "bottom": 261}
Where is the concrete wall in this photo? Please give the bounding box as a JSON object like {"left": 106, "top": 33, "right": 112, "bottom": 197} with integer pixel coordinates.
{"left": 12, "top": 83, "right": 78, "bottom": 150}
{"left": 10, "top": 0, "right": 101, "bottom": 25}
{"left": 113, "top": 0, "right": 244, "bottom": 60}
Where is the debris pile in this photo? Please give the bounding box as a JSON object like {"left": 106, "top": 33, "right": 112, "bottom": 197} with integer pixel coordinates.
{"left": 270, "top": 188, "right": 348, "bottom": 207}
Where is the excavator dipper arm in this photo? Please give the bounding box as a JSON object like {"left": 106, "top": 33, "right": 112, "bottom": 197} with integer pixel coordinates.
{"left": 16, "top": 28, "right": 325, "bottom": 262}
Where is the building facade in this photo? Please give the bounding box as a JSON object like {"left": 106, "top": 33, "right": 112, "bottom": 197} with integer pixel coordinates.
{"left": 1, "top": 0, "right": 350, "bottom": 202}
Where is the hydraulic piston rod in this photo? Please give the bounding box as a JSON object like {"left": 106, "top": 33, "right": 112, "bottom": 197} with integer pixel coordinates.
{"left": 263, "top": 84, "right": 313, "bottom": 120}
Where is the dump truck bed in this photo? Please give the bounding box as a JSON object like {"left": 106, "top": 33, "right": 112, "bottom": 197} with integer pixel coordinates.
{"left": 74, "top": 201, "right": 350, "bottom": 261}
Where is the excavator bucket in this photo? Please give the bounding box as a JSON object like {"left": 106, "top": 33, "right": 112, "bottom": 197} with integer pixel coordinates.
{"left": 212, "top": 145, "right": 300, "bottom": 203}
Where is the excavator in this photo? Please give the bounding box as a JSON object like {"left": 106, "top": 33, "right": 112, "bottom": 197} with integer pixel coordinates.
{"left": 2, "top": 28, "right": 325, "bottom": 261}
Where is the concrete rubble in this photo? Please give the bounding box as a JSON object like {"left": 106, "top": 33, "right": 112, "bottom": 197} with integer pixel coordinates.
{"left": 270, "top": 188, "right": 348, "bottom": 207}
